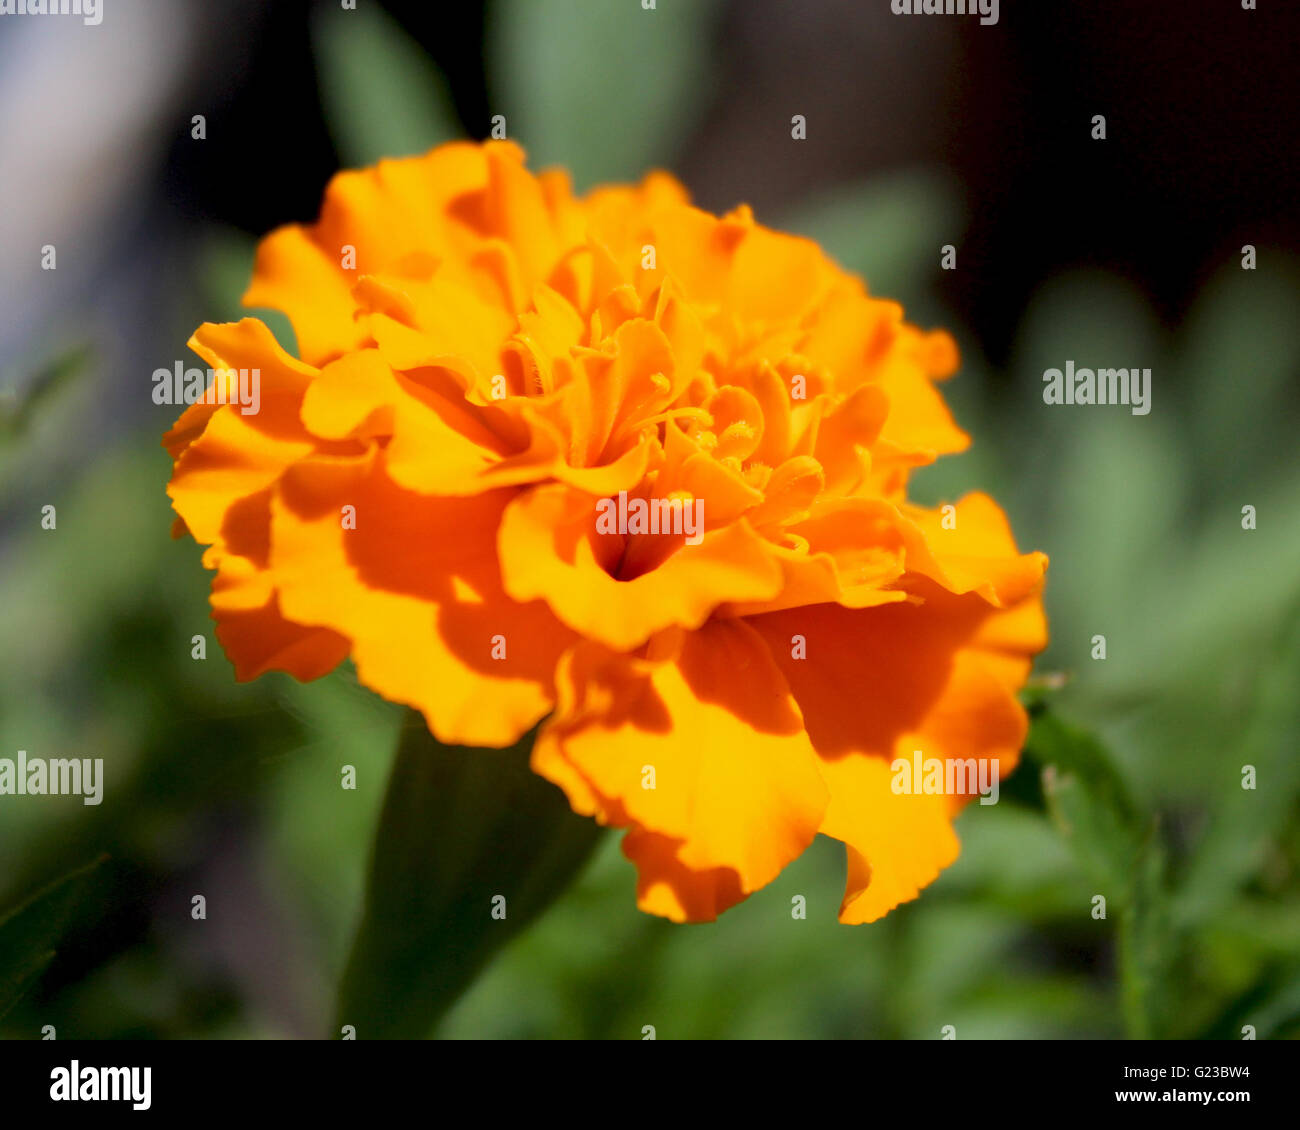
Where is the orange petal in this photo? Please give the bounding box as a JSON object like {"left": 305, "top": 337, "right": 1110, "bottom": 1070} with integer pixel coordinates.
{"left": 243, "top": 225, "right": 364, "bottom": 366}
{"left": 748, "top": 584, "right": 1042, "bottom": 920}
{"left": 213, "top": 590, "right": 350, "bottom": 683}
{"left": 899, "top": 491, "right": 1049, "bottom": 608}
{"left": 269, "top": 450, "right": 573, "bottom": 747}
{"left": 817, "top": 754, "right": 960, "bottom": 924}
{"left": 620, "top": 828, "right": 747, "bottom": 923}
{"left": 166, "top": 320, "right": 322, "bottom": 546}
{"left": 498, "top": 483, "right": 784, "bottom": 651}
{"left": 534, "top": 620, "right": 828, "bottom": 904}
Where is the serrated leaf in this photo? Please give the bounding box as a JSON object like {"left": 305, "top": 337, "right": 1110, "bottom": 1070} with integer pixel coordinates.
{"left": 1027, "top": 709, "right": 1177, "bottom": 1037}
{"left": 1030, "top": 710, "right": 1141, "bottom": 847}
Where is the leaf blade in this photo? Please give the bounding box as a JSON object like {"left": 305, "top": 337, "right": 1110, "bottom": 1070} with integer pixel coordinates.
{"left": 336, "top": 711, "right": 605, "bottom": 1038}
{"left": 0, "top": 855, "right": 106, "bottom": 1021}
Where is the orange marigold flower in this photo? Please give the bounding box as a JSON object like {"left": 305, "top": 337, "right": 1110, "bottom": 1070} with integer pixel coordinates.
{"left": 165, "top": 140, "right": 1047, "bottom": 924}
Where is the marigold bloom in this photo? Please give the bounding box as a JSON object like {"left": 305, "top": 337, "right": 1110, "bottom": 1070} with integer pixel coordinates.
{"left": 165, "top": 141, "right": 1047, "bottom": 923}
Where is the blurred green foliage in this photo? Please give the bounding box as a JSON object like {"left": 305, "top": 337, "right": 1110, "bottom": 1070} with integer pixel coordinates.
{"left": 1, "top": 0, "right": 1297, "bottom": 1040}
{"left": 312, "top": 3, "right": 461, "bottom": 167}
{"left": 0, "top": 857, "right": 104, "bottom": 1023}
{"left": 492, "top": 0, "right": 721, "bottom": 191}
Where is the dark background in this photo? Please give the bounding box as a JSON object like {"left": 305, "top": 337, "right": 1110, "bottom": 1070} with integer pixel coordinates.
{"left": 169, "top": 0, "right": 1299, "bottom": 360}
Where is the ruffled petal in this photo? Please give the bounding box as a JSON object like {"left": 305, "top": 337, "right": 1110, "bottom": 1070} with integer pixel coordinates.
{"left": 498, "top": 483, "right": 784, "bottom": 651}
{"left": 749, "top": 581, "right": 1043, "bottom": 919}
{"left": 533, "top": 620, "right": 828, "bottom": 902}
{"left": 166, "top": 141, "right": 1050, "bottom": 927}
{"left": 269, "top": 450, "right": 574, "bottom": 747}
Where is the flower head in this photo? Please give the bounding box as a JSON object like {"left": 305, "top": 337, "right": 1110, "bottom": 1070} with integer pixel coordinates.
{"left": 166, "top": 140, "right": 1047, "bottom": 923}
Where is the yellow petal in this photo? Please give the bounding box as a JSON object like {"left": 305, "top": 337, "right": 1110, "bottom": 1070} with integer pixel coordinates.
{"left": 534, "top": 620, "right": 828, "bottom": 900}
{"left": 270, "top": 451, "right": 572, "bottom": 747}
{"left": 498, "top": 484, "right": 784, "bottom": 651}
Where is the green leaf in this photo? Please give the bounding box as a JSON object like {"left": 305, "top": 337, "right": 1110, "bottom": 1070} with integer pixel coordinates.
{"left": 779, "top": 170, "right": 963, "bottom": 314}
{"left": 1027, "top": 709, "right": 1176, "bottom": 1037}
{"left": 1115, "top": 827, "right": 1173, "bottom": 1039}
{"left": 0, "top": 342, "right": 94, "bottom": 445}
{"left": 1173, "top": 602, "right": 1300, "bottom": 928}
{"left": 1202, "top": 965, "right": 1300, "bottom": 1041}
{"left": 1181, "top": 254, "right": 1300, "bottom": 489}
{"left": 337, "top": 710, "right": 605, "bottom": 1038}
{"left": 1029, "top": 708, "right": 1143, "bottom": 890}
{"left": 0, "top": 856, "right": 105, "bottom": 1021}
{"left": 313, "top": 3, "right": 462, "bottom": 167}
{"left": 492, "top": 0, "right": 720, "bottom": 190}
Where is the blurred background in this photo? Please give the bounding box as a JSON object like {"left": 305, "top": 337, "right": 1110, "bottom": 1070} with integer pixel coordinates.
{"left": 1, "top": 0, "right": 1297, "bottom": 1039}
